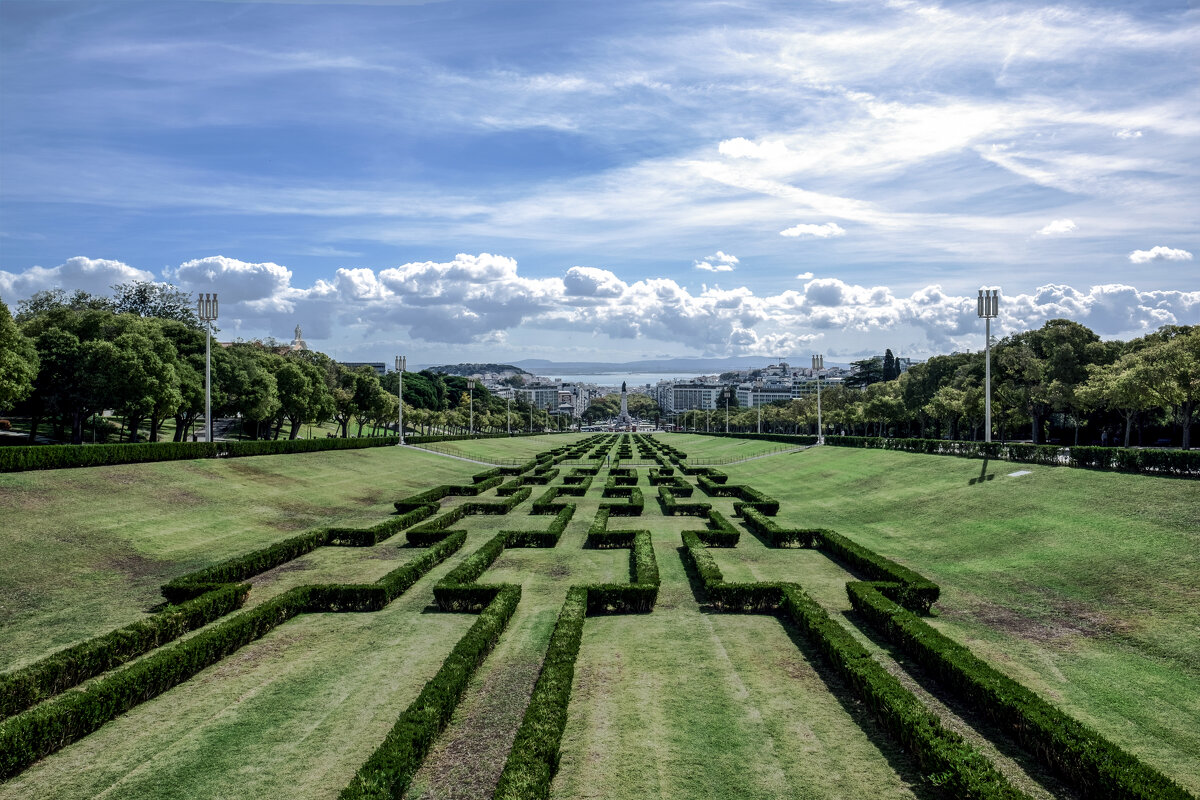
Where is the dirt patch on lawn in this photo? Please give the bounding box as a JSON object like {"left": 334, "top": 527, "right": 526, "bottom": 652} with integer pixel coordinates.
{"left": 408, "top": 655, "right": 544, "bottom": 800}
{"left": 945, "top": 593, "right": 1135, "bottom": 644}
{"left": 99, "top": 549, "right": 168, "bottom": 581}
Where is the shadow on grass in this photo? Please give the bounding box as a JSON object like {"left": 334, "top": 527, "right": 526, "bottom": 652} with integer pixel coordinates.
{"left": 968, "top": 456, "right": 996, "bottom": 486}
{"left": 841, "top": 608, "right": 1081, "bottom": 800}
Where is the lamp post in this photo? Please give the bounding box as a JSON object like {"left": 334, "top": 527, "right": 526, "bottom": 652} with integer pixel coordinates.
{"left": 394, "top": 356, "right": 406, "bottom": 445}
{"left": 812, "top": 354, "right": 824, "bottom": 445}
{"left": 467, "top": 378, "right": 475, "bottom": 436}
{"left": 977, "top": 288, "right": 1000, "bottom": 443}
{"left": 197, "top": 293, "right": 218, "bottom": 442}
{"left": 725, "top": 387, "right": 730, "bottom": 433}
{"left": 507, "top": 396, "right": 512, "bottom": 435}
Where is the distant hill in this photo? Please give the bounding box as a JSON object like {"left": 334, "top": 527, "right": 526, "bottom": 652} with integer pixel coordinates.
{"left": 512, "top": 356, "right": 845, "bottom": 374}
{"left": 421, "top": 363, "right": 530, "bottom": 376}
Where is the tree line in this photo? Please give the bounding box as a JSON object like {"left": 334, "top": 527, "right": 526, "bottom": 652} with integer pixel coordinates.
{"left": 677, "top": 320, "right": 1197, "bottom": 449}
{"left": 0, "top": 284, "right": 566, "bottom": 444}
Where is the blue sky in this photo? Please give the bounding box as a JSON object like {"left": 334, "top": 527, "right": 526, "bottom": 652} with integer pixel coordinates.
{"left": 1, "top": 0, "right": 1197, "bottom": 364}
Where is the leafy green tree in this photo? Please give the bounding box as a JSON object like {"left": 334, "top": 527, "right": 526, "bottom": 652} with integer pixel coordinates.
{"left": 0, "top": 297, "right": 39, "bottom": 411}
{"left": 110, "top": 281, "right": 200, "bottom": 327}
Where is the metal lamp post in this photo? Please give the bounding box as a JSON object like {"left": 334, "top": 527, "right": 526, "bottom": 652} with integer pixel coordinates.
{"left": 812, "top": 354, "right": 824, "bottom": 445}
{"left": 977, "top": 288, "right": 1000, "bottom": 442}
{"left": 197, "top": 293, "right": 218, "bottom": 442}
{"left": 725, "top": 388, "right": 730, "bottom": 433}
{"left": 467, "top": 378, "right": 475, "bottom": 435}
{"left": 395, "top": 355, "right": 406, "bottom": 445}
{"left": 755, "top": 383, "right": 762, "bottom": 434}
{"left": 507, "top": 396, "right": 511, "bottom": 435}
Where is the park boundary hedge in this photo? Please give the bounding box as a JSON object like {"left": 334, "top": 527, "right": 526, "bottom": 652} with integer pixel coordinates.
{"left": 681, "top": 431, "right": 1200, "bottom": 478}
{"left": 0, "top": 431, "right": 578, "bottom": 473}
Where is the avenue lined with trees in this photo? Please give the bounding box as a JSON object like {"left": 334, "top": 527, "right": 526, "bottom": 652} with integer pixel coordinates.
{"left": 0, "top": 284, "right": 561, "bottom": 444}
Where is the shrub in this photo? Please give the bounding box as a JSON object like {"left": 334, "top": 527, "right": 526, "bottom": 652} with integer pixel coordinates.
{"left": 816, "top": 529, "right": 938, "bottom": 613}
{"left": 339, "top": 585, "right": 520, "bottom": 800}
{"left": 847, "top": 582, "right": 1193, "bottom": 800}
{"left": 739, "top": 507, "right": 818, "bottom": 548}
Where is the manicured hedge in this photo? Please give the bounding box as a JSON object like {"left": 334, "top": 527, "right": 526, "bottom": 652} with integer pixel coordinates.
{"left": 816, "top": 529, "right": 939, "bottom": 613}
{"left": 657, "top": 486, "right": 711, "bottom": 516}
{"left": 0, "top": 582, "right": 250, "bottom": 720}
{"left": 780, "top": 585, "right": 1029, "bottom": 800}
{"left": 685, "top": 431, "right": 1199, "bottom": 478}
{"left": 494, "top": 587, "right": 587, "bottom": 799}
{"left": 0, "top": 532, "right": 468, "bottom": 780}
{"left": 504, "top": 505, "right": 576, "bottom": 548}
{"left": 739, "top": 507, "right": 818, "bottom": 548}
{"left": 847, "top": 582, "right": 1195, "bottom": 800}
{"left": 695, "top": 510, "right": 740, "bottom": 547}
{"left": 598, "top": 486, "right": 644, "bottom": 516}
{"left": 339, "top": 585, "right": 521, "bottom": 800}
{"left": 435, "top": 534, "right": 509, "bottom": 611}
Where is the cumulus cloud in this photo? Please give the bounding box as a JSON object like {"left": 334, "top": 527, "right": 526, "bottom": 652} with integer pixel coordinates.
{"left": 0, "top": 256, "right": 154, "bottom": 300}
{"left": 795, "top": 271, "right": 814, "bottom": 280}
{"left": 1129, "top": 246, "right": 1192, "bottom": 264}
{"left": 174, "top": 255, "right": 292, "bottom": 302}
{"left": 694, "top": 251, "right": 739, "bottom": 272}
{"left": 780, "top": 222, "right": 846, "bottom": 238}
{"left": 1037, "top": 219, "right": 1077, "bottom": 235}
{"left": 1115, "top": 129, "right": 1143, "bottom": 139}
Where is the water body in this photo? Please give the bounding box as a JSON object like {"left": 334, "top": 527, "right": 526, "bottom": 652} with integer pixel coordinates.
{"left": 538, "top": 372, "right": 705, "bottom": 387}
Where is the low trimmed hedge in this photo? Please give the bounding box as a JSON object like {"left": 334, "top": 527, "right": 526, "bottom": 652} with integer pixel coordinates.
{"left": 598, "top": 487, "right": 643, "bottom": 516}
{"left": 339, "top": 585, "right": 521, "bottom": 800}
{"left": 657, "top": 486, "right": 711, "bottom": 516}
{"left": 0, "top": 532, "right": 468, "bottom": 780}
{"left": 504, "top": 505, "right": 576, "bottom": 548}
{"left": 695, "top": 510, "right": 740, "bottom": 547}
{"left": 494, "top": 587, "right": 587, "bottom": 799}
{"left": 739, "top": 507, "right": 818, "bottom": 548}
{"left": 0, "top": 582, "right": 250, "bottom": 720}
{"left": 847, "top": 582, "right": 1194, "bottom": 800}
{"left": 817, "top": 529, "right": 939, "bottom": 613}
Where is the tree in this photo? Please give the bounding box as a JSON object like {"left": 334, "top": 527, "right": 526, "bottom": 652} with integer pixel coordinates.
{"left": 274, "top": 359, "right": 333, "bottom": 439}
{"left": 882, "top": 349, "right": 900, "bottom": 381}
{"left": 0, "top": 297, "right": 39, "bottom": 410}
{"left": 15, "top": 289, "right": 113, "bottom": 322}
{"left": 845, "top": 357, "right": 885, "bottom": 389}
{"left": 110, "top": 281, "right": 201, "bottom": 327}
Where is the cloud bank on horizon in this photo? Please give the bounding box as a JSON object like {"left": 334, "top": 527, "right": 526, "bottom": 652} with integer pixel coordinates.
{"left": 0, "top": 0, "right": 1196, "bottom": 363}
{"left": 2, "top": 254, "right": 1195, "bottom": 363}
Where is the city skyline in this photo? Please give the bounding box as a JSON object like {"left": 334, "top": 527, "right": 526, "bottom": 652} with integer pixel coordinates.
{"left": 1, "top": 0, "right": 1197, "bottom": 363}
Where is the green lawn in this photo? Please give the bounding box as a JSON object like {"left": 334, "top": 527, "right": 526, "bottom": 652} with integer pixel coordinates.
{"left": 658, "top": 432, "right": 806, "bottom": 463}
{"left": 4, "top": 435, "right": 1196, "bottom": 798}
{"left": 0, "top": 445, "right": 476, "bottom": 670}
{"left": 723, "top": 445, "right": 1200, "bottom": 793}
{"left": 407, "top": 433, "right": 588, "bottom": 464}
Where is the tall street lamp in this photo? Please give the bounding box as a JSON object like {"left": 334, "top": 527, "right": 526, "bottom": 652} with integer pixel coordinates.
{"left": 812, "top": 354, "right": 824, "bottom": 445}
{"left": 197, "top": 293, "right": 218, "bottom": 442}
{"left": 395, "top": 355, "right": 406, "bottom": 445}
{"left": 977, "top": 288, "right": 1000, "bottom": 443}
{"left": 725, "top": 387, "right": 730, "bottom": 433}
{"left": 507, "top": 396, "right": 512, "bottom": 435}
{"left": 467, "top": 378, "right": 476, "bottom": 435}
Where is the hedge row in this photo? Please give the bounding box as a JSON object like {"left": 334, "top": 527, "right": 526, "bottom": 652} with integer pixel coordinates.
{"left": 0, "top": 434, "right": 410, "bottom": 472}
{"left": 817, "top": 529, "right": 939, "bottom": 613}
{"left": 160, "top": 503, "right": 442, "bottom": 603}
{"left": 695, "top": 510, "right": 740, "bottom": 547}
{"left": 657, "top": 486, "right": 712, "bottom": 516}
{"left": 494, "top": 587, "right": 587, "bottom": 799}
{"left": 0, "top": 533, "right": 466, "bottom": 780}
{"left": 581, "top": 530, "right": 659, "bottom": 614}
{"left": 504, "top": 505, "right": 576, "bottom": 548}
{"left": 848, "top": 582, "right": 1194, "bottom": 800}
{"left": 435, "top": 533, "right": 510, "bottom": 612}
{"left": 338, "top": 584, "right": 521, "bottom": 800}
{"left": 598, "top": 486, "right": 644, "bottom": 516}
{"left": 0, "top": 582, "right": 250, "bottom": 720}
{"left": 687, "top": 431, "right": 1200, "bottom": 478}
{"left": 678, "top": 530, "right": 1027, "bottom": 798}
{"left": 738, "top": 507, "right": 819, "bottom": 548}
{"left": 780, "top": 585, "right": 1030, "bottom": 800}
{"left": 698, "top": 475, "right": 780, "bottom": 515}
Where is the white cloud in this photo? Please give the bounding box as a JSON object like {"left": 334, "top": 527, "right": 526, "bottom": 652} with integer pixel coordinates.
{"left": 795, "top": 271, "right": 814, "bottom": 280}
{"left": 0, "top": 256, "right": 154, "bottom": 300}
{"left": 718, "top": 137, "right": 788, "bottom": 160}
{"left": 1129, "top": 246, "right": 1193, "bottom": 264}
{"left": 694, "top": 250, "right": 739, "bottom": 272}
{"left": 174, "top": 256, "right": 292, "bottom": 302}
{"left": 1037, "top": 219, "right": 1077, "bottom": 235}
{"left": 780, "top": 222, "right": 846, "bottom": 238}
{"left": 1115, "top": 129, "right": 1143, "bottom": 139}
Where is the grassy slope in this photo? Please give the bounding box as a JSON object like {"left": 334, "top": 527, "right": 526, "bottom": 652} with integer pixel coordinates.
{"left": 0, "top": 445, "right": 476, "bottom": 670}
{"left": 657, "top": 433, "right": 803, "bottom": 462}
{"left": 724, "top": 445, "right": 1200, "bottom": 793}
{"left": 407, "top": 433, "right": 587, "bottom": 463}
